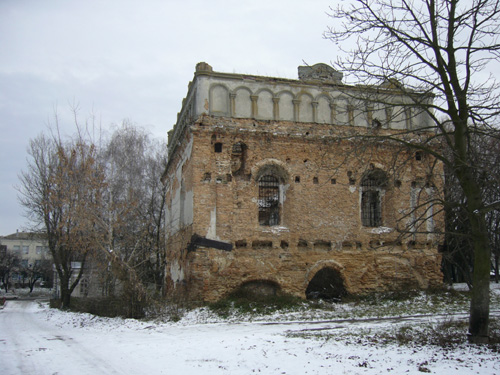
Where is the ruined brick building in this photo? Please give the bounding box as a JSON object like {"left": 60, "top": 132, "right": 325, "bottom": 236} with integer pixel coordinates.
{"left": 162, "top": 62, "right": 443, "bottom": 302}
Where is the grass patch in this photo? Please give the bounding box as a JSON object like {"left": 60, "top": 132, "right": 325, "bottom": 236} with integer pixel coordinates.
{"left": 207, "top": 290, "right": 305, "bottom": 318}
{"left": 205, "top": 285, "right": 480, "bottom": 322}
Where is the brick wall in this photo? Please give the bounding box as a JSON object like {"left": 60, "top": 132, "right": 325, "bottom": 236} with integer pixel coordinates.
{"left": 164, "top": 115, "right": 444, "bottom": 302}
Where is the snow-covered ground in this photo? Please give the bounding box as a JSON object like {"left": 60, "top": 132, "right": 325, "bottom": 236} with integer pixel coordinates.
{"left": 1, "top": 285, "right": 499, "bottom": 375}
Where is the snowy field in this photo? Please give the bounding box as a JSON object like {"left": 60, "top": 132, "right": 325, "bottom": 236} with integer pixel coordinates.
{"left": 1, "top": 285, "right": 500, "bottom": 375}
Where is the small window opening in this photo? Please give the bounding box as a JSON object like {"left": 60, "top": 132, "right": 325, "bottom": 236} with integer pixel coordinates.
{"left": 331, "top": 178, "right": 337, "bottom": 185}
{"left": 235, "top": 240, "right": 247, "bottom": 248}
{"left": 258, "top": 175, "right": 280, "bottom": 226}
{"left": 295, "top": 176, "right": 301, "bottom": 183}
{"left": 313, "top": 177, "right": 319, "bottom": 184}
{"left": 214, "top": 143, "right": 223, "bottom": 153}
{"left": 415, "top": 151, "right": 423, "bottom": 161}
{"left": 298, "top": 239, "right": 308, "bottom": 249}
{"left": 252, "top": 240, "right": 273, "bottom": 249}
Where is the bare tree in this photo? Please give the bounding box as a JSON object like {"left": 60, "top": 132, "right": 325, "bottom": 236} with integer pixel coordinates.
{"left": 443, "top": 134, "right": 500, "bottom": 285}
{"left": 18, "top": 112, "right": 167, "bottom": 316}
{"left": 325, "top": 0, "right": 500, "bottom": 343}
{"left": 101, "top": 122, "right": 167, "bottom": 296}
{"left": 19, "top": 258, "right": 52, "bottom": 294}
{"left": 0, "top": 248, "right": 19, "bottom": 293}
{"left": 18, "top": 133, "right": 106, "bottom": 308}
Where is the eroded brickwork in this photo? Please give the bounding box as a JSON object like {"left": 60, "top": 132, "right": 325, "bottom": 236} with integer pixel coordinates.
{"left": 162, "top": 63, "right": 443, "bottom": 302}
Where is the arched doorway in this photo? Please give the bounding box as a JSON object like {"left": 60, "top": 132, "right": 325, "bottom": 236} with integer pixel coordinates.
{"left": 306, "top": 267, "right": 347, "bottom": 301}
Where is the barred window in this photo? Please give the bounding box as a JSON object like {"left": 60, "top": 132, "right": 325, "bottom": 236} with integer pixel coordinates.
{"left": 361, "top": 170, "right": 387, "bottom": 227}
{"left": 361, "top": 189, "right": 381, "bottom": 227}
{"left": 258, "top": 175, "right": 280, "bottom": 226}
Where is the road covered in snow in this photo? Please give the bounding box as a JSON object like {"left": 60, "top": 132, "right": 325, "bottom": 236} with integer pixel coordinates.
{"left": 1, "top": 298, "right": 499, "bottom": 375}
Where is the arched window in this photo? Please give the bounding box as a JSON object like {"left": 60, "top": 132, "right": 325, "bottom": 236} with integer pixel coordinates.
{"left": 258, "top": 175, "right": 280, "bottom": 226}
{"left": 361, "top": 170, "right": 387, "bottom": 227}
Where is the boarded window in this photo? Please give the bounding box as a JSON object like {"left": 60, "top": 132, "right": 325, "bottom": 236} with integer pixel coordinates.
{"left": 258, "top": 175, "right": 280, "bottom": 226}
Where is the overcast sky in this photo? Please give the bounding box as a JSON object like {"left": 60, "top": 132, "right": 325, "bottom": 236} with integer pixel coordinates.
{"left": 0, "top": 0, "right": 337, "bottom": 235}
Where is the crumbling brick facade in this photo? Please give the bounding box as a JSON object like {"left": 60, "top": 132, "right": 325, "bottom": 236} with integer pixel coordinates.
{"left": 162, "top": 63, "right": 443, "bottom": 302}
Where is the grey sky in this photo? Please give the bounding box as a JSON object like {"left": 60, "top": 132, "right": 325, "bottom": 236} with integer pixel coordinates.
{"left": 0, "top": 0, "right": 336, "bottom": 235}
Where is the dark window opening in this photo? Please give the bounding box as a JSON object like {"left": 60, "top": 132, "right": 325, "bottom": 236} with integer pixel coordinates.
{"left": 313, "top": 177, "right": 319, "bottom": 184}
{"left": 235, "top": 240, "right": 247, "bottom": 248}
{"left": 252, "top": 240, "right": 273, "bottom": 249}
{"left": 314, "top": 240, "right": 331, "bottom": 250}
{"left": 415, "top": 151, "right": 423, "bottom": 160}
{"left": 331, "top": 178, "right": 336, "bottom": 184}
{"left": 214, "top": 142, "right": 223, "bottom": 153}
{"left": 298, "top": 239, "right": 308, "bottom": 249}
{"left": 258, "top": 175, "right": 280, "bottom": 226}
{"left": 295, "top": 176, "right": 300, "bottom": 183}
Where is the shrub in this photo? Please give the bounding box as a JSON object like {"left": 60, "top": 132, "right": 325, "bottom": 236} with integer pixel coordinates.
{"left": 54, "top": 295, "right": 147, "bottom": 319}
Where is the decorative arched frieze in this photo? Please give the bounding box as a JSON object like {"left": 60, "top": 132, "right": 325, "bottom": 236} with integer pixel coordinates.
{"left": 233, "top": 86, "right": 253, "bottom": 118}
{"left": 209, "top": 84, "right": 230, "bottom": 116}
{"left": 277, "top": 90, "right": 295, "bottom": 121}
{"left": 255, "top": 88, "right": 274, "bottom": 120}
{"left": 333, "top": 95, "right": 350, "bottom": 126}
{"left": 315, "top": 94, "right": 333, "bottom": 124}
{"left": 298, "top": 92, "right": 314, "bottom": 123}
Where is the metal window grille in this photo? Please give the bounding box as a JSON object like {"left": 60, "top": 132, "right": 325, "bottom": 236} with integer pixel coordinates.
{"left": 361, "top": 174, "right": 383, "bottom": 227}
{"left": 258, "top": 175, "right": 280, "bottom": 226}
{"left": 361, "top": 190, "right": 381, "bottom": 227}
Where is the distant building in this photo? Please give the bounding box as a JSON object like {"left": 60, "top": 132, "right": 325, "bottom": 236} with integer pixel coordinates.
{"left": 162, "top": 63, "right": 444, "bottom": 302}
{"left": 0, "top": 231, "right": 49, "bottom": 269}
{"left": 0, "top": 231, "right": 51, "bottom": 286}
{"left": 1, "top": 231, "right": 107, "bottom": 298}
